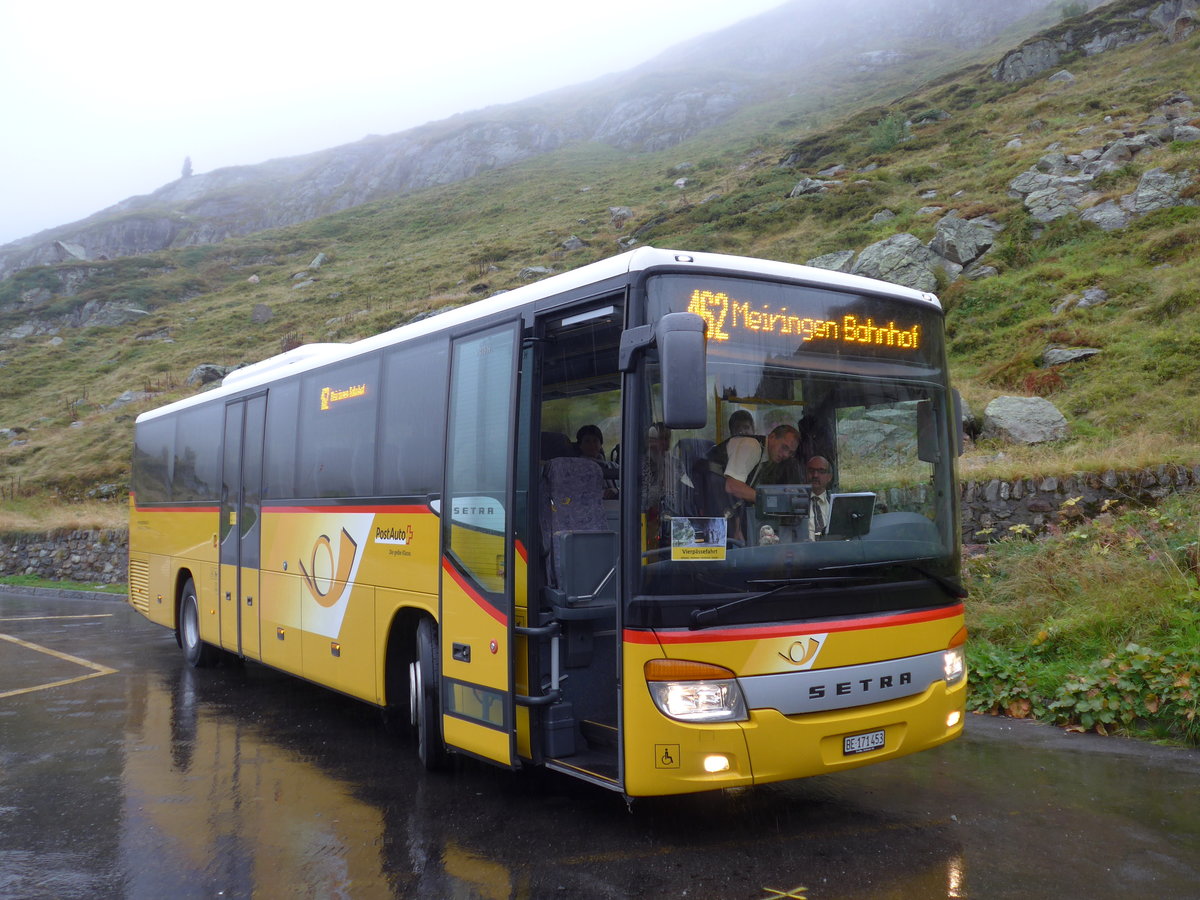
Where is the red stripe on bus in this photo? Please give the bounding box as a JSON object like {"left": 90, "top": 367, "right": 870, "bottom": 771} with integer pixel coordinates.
{"left": 133, "top": 506, "right": 217, "bottom": 514}
{"left": 261, "top": 504, "right": 430, "bottom": 515}
{"left": 623, "top": 604, "right": 964, "bottom": 645}
{"left": 441, "top": 557, "right": 508, "bottom": 627}
{"left": 515, "top": 540, "right": 529, "bottom": 564}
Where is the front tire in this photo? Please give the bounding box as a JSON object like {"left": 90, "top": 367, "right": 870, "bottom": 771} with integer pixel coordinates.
{"left": 410, "top": 618, "right": 450, "bottom": 770}
{"left": 180, "top": 579, "right": 219, "bottom": 668}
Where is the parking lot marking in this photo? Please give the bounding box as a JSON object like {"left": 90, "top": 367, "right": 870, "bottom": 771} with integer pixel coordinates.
{"left": 0, "top": 631, "right": 118, "bottom": 699}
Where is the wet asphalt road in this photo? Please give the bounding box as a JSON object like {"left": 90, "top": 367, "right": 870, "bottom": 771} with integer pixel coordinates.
{"left": 1, "top": 590, "right": 1198, "bottom": 900}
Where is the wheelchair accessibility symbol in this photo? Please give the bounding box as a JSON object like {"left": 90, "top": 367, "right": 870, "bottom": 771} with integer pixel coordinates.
{"left": 655, "top": 744, "right": 680, "bottom": 768}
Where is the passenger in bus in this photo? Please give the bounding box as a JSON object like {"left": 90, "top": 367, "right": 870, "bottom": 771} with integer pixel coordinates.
{"left": 640, "top": 422, "right": 671, "bottom": 508}
{"left": 574, "top": 424, "right": 605, "bottom": 460}
{"left": 641, "top": 422, "right": 672, "bottom": 548}
{"left": 806, "top": 455, "right": 834, "bottom": 539}
{"left": 575, "top": 424, "right": 619, "bottom": 498}
{"left": 705, "top": 409, "right": 757, "bottom": 474}
{"left": 722, "top": 423, "right": 801, "bottom": 504}
{"left": 718, "top": 424, "right": 801, "bottom": 542}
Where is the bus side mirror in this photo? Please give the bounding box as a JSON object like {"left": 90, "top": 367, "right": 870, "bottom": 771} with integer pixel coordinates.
{"left": 658, "top": 312, "right": 708, "bottom": 430}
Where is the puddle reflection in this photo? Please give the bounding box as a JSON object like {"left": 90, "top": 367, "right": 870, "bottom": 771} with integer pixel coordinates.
{"left": 115, "top": 660, "right": 971, "bottom": 899}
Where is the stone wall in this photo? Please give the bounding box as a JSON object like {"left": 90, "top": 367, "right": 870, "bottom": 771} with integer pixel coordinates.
{"left": 960, "top": 465, "right": 1200, "bottom": 542}
{"left": 0, "top": 530, "right": 128, "bottom": 585}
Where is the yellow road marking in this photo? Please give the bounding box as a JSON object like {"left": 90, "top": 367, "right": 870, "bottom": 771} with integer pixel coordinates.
{"left": 759, "top": 888, "right": 809, "bottom": 900}
{"left": 0, "top": 632, "right": 118, "bottom": 699}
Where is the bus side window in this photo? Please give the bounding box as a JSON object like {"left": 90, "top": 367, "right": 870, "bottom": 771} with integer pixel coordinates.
{"left": 132, "top": 417, "right": 174, "bottom": 503}
{"left": 263, "top": 380, "right": 299, "bottom": 499}
{"left": 379, "top": 340, "right": 449, "bottom": 498}
{"left": 297, "top": 356, "right": 380, "bottom": 499}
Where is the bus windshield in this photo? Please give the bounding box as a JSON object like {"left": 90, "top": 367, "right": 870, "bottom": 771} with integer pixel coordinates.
{"left": 634, "top": 273, "right": 959, "bottom": 623}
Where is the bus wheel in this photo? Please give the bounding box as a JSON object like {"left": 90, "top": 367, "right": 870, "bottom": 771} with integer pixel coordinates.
{"left": 410, "top": 618, "right": 450, "bottom": 770}
{"left": 180, "top": 579, "right": 219, "bottom": 669}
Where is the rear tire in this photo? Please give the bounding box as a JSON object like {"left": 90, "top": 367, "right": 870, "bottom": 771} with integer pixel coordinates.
{"left": 410, "top": 618, "right": 450, "bottom": 770}
{"left": 180, "top": 579, "right": 219, "bottom": 669}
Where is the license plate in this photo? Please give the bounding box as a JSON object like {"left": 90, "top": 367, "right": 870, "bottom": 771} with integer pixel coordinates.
{"left": 843, "top": 729, "right": 885, "bottom": 756}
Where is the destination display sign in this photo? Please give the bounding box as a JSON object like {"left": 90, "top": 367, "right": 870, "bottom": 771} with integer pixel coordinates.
{"left": 647, "top": 273, "right": 943, "bottom": 367}
{"left": 685, "top": 289, "right": 922, "bottom": 351}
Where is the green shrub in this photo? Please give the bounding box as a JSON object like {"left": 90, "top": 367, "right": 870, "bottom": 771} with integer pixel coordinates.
{"left": 866, "top": 113, "right": 909, "bottom": 154}
{"left": 966, "top": 494, "right": 1200, "bottom": 745}
{"left": 1049, "top": 643, "right": 1200, "bottom": 742}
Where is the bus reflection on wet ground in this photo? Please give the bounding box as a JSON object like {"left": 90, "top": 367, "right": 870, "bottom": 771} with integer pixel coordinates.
{"left": 1, "top": 593, "right": 1197, "bottom": 899}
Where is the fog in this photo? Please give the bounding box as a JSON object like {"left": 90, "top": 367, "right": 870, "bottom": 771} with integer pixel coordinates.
{"left": 0, "top": 0, "right": 791, "bottom": 246}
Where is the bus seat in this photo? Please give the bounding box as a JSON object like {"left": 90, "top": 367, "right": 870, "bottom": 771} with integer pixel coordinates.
{"left": 668, "top": 438, "right": 725, "bottom": 518}
{"left": 540, "top": 431, "right": 575, "bottom": 461}
{"left": 557, "top": 531, "right": 618, "bottom": 605}
{"left": 542, "top": 456, "right": 609, "bottom": 589}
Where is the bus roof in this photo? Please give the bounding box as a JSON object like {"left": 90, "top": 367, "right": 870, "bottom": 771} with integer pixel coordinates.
{"left": 136, "top": 247, "right": 940, "bottom": 423}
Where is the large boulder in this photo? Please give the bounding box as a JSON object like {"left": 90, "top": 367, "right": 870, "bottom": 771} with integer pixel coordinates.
{"left": 982, "top": 396, "right": 1069, "bottom": 444}
{"left": 991, "top": 39, "right": 1063, "bottom": 83}
{"left": 1080, "top": 200, "right": 1132, "bottom": 231}
{"left": 806, "top": 250, "right": 855, "bottom": 272}
{"left": 1042, "top": 346, "right": 1101, "bottom": 366}
{"left": 789, "top": 178, "right": 840, "bottom": 197}
{"left": 1131, "top": 167, "right": 1194, "bottom": 216}
{"left": 929, "top": 215, "right": 995, "bottom": 266}
{"left": 186, "top": 364, "right": 237, "bottom": 387}
{"left": 1023, "top": 176, "right": 1094, "bottom": 222}
{"left": 851, "top": 233, "right": 945, "bottom": 293}
{"left": 837, "top": 406, "right": 920, "bottom": 465}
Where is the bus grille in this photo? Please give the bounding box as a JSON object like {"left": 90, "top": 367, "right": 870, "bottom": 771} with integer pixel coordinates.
{"left": 128, "top": 559, "right": 150, "bottom": 614}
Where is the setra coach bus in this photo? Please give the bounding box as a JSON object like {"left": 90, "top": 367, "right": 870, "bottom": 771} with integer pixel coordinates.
{"left": 128, "top": 247, "right": 967, "bottom": 797}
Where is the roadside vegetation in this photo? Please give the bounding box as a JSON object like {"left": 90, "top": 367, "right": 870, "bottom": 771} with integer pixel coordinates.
{"left": 0, "top": 494, "right": 125, "bottom": 532}
{"left": 0, "top": 573, "right": 125, "bottom": 595}
{"left": 966, "top": 491, "right": 1200, "bottom": 745}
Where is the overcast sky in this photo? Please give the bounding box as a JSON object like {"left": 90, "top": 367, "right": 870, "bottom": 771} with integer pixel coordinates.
{"left": 0, "top": 0, "right": 786, "bottom": 246}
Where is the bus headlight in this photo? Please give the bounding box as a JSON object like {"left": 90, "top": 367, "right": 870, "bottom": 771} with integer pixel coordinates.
{"left": 944, "top": 626, "right": 967, "bottom": 686}
{"left": 943, "top": 646, "right": 966, "bottom": 685}
{"left": 645, "top": 659, "right": 748, "bottom": 723}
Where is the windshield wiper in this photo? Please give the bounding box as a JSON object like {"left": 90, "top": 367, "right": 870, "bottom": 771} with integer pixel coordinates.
{"left": 688, "top": 576, "right": 872, "bottom": 630}
{"left": 818, "top": 559, "right": 967, "bottom": 600}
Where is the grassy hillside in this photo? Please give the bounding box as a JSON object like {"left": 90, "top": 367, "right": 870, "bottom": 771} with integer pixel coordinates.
{"left": 1, "top": 17, "right": 1198, "bottom": 518}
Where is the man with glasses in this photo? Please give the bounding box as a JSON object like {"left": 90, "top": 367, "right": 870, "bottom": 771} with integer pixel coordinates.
{"left": 806, "top": 455, "right": 833, "bottom": 539}
{"left": 722, "top": 424, "right": 801, "bottom": 504}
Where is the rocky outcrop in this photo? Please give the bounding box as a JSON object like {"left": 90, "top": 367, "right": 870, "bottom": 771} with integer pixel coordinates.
{"left": 850, "top": 234, "right": 946, "bottom": 292}
{"left": 991, "top": 0, "right": 1197, "bottom": 83}
{"left": 4, "top": 298, "right": 152, "bottom": 339}
{"left": 1007, "top": 91, "right": 1198, "bottom": 230}
{"left": 806, "top": 211, "right": 999, "bottom": 291}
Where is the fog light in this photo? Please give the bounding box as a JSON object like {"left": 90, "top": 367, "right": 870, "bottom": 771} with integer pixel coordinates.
{"left": 703, "top": 754, "right": 730, "bottom": 773}
{"left": 947, "top": 710, "right": 962, "bottom": 728}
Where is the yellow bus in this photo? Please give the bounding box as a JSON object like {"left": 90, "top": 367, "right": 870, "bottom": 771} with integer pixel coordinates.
{"left": 129, "top": 247, "right": 967, "bottom": 797}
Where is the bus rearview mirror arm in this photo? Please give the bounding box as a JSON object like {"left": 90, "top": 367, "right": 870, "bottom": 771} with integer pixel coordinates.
{"left": 619, "top": 312, "right": 708, "bottom": 430}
